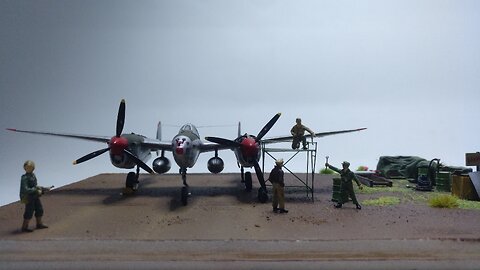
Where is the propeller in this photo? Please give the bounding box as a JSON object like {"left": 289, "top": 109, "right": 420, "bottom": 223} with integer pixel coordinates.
{"left": 206, "top": 113, "right": 281, "bottom": 148}
{"left": 73, "top": 148, "right": 110, "bottom": 165}
{"left": 124, "top": 149, "right": 154, "bottom": 174}
{"left": 253, "top": 160, "right": 267, "bottom": 191}
{"left": 256, "top": 113, "right": 281, "bottom": 142}
{"left": 116, "top": 100, "right": 126, "bottom": 137}
{"left": 204, "top": 136, "right": 241, "bottom": 148}
{"left": 72, "top": 99, "right": 154, "bottom": 174}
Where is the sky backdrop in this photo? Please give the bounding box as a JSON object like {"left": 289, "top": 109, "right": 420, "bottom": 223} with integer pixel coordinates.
{"left": 1, "top": 0, "right": 479, "bottom": 206}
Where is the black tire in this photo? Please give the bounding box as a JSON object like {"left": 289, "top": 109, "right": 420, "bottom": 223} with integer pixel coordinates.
{"left": 181, "top": 187, "right": 189, "bottom": 206}
{"left": 257, "top": 187, "right": 268, "bottom": 203}
{"left": 245, "top": 172, "right": 253, "bottom": 192}
{"left": 125, "top": 172, "right": 136, "bottom": 188}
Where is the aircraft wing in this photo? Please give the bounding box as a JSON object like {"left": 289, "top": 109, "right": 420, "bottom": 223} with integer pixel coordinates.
{"left": 7, "top": 128, "right": 175, "bottom": 152}
{"left": 199, "top": 142, "right": 233, "bottom": 153}
{"left": 6, "top": 128, "right": 112, "bottom": 143}
{"left": 7, "top": 128, "right": 172, "bottom": 151}
{"left": 141, "top": 138, "right": 173, "bottom": 151}
{"left": 7, "top": 128, "right": 229, "bottom": 153}
{"left": 141, "top": 137, "right": 231, "bottom": 153}
{"left": 261, "top": 127, "right": 367, "bottom": 144}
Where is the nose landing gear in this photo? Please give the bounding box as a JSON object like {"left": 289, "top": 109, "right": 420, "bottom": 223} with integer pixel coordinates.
{"left": 180, "top": 168, "right": 191, "bottom": 206}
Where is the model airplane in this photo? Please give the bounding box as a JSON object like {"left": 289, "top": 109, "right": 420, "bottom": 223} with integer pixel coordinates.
{"left": 7, "top": 99, "right": 229, "bottom": 205}
{"left": 206, "top": 120, "right": 366, "bottom": 203}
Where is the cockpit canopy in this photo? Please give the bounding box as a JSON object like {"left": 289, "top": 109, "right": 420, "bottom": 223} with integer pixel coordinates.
{"left": 179, "top": 124, "right": 199, "bottom": 136}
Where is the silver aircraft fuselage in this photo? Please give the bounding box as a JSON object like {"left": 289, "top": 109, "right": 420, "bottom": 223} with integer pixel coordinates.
{"left": 171, "top": 124, "right": 202, "bottom": 169}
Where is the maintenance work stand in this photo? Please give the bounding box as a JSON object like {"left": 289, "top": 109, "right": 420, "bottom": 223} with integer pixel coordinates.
{"left": 261, "top": 139, "right": 318, "bottom": 201}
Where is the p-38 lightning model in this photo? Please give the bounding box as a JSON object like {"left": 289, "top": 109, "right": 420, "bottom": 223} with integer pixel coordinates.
{"left": 7, "top": 99, "right": 229, "bottom": 205}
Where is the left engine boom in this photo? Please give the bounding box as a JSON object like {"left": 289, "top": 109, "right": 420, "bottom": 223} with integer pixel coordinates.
{"left": 207, "top": 157, "right": 224, "bottom": 174}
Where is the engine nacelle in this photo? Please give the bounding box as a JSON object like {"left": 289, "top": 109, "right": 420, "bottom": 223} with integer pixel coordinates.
{"left": 207, "top": 157, "right": 224, "bottom": 174}
{"left": 152, "top": 156, "right": 171, "bottom": 174}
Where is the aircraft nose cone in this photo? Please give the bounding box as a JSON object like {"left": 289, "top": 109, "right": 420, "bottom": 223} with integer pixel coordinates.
{"left": 241, "top": 137, "right": 258, "bottom": 157}
{"left": 110, "top": 136, "right": 128, "bottom": 155}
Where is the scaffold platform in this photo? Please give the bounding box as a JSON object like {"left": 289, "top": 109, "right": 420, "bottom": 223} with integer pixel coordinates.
{"left": 261, "top": 140, "right": 317, "bottom": 201}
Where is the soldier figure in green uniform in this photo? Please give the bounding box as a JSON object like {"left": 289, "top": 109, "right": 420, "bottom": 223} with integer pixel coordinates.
{"left": 19, "top": 160, "right": 50, "bottom": 232}
{"left": 290, "top": 118, "right": 315, "bottom": 150}
{"left": 326, "top": 161, "right": 363, "bottom": 209}
{"left": 268, "top": 159, "right": 288, "bottom": 213}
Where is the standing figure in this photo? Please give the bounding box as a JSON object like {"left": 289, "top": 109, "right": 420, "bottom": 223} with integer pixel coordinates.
{"left": 326, "top": 161, "right": 363, "bottom": 209}
{"left": 268, "top": 159, "right": 288, "bottom": 213}
{"left": 19, "top": 160, "right": 50, "bottom": 232}
{"left": 290, "top": 118, "right": 315, "bottom": 150}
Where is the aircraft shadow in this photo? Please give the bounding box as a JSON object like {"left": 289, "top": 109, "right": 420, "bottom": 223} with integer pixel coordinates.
{"left": 49, "top": 173, "right": 321, "bottom": 211}
{"left": 50, "top": 175, "right": 259, "bottom": 210}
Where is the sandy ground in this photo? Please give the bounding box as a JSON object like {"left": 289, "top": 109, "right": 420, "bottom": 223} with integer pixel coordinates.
{"left": 1, "top": 173, "right": 480, "bottom": 269}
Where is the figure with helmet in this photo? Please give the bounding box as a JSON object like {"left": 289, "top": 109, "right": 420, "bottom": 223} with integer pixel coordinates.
{"left": 19, "top": 160, "right": 51, "bottom": 232}
{"left": 325, "top": 161, "right": 363, "bottom": 209}
{"left": 290, "top": 118, "right": 315, "bottom": 150}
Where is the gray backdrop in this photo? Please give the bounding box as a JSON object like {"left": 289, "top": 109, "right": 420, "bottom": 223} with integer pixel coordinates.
{"left": 1, "top": 0, "right": 479, "bottom": 205}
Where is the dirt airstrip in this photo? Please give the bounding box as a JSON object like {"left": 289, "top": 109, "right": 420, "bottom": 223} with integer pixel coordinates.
{"left": 1, "top": 173, "right": 479, "bottom": 269}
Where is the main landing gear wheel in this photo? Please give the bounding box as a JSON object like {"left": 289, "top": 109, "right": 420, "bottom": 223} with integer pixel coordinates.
{"left": 123, "top": 171, "right": 138, "bottom": 195}
{"left": 257, "top": 187, "right": 268, "bottom": 203}
{"left": 125, "top": 172, "right": 137, "bottom": 188}
{"left": 244, "top": 172, "right": 253, "bottom": 192}
{"left": 181, "top": 187, "right": 189, "bottom": 206}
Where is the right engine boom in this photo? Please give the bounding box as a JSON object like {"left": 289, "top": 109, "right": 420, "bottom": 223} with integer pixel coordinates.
{"left": 152, "top": 156, "right": 171, "bottom": 174}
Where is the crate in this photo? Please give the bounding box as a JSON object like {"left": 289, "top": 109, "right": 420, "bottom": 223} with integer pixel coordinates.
{"left": 452, "top": 175, "right": 479, "bottom": 201}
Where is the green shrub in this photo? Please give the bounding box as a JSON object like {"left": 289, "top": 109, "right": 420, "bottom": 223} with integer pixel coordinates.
{"left": 320, "top": 168, "right": 337, "bottom": 175}
{"left": 428, "top": 194, "right": 459, "bottom": 208}
{"left": 356, "top": 166, "right": 369, "bottom": 171}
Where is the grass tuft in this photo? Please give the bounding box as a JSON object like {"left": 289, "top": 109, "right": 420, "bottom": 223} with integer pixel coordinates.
{"left": 363, "top": 196, "right": 400, "bottom": 206}
{"left": 457, "top": 199, "right": 480, "bottom": 210}
{"left": 428, "top": 194, "right": 459, "bottom": 208}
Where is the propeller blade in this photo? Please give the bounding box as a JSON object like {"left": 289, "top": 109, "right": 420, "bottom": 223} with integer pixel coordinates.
{"left": 253, "top": 161, "right": 267, "bottom": 191}
{"left": 256, "top": 112, "right": 281, "bottom": 142}
{"left": 73, "top": 147, "right": 110, "bottom": 165}
{"left": 205, "top": 136, "right": 242, "bottom": 148}
{"left": 116, "top": 99, "right": 126, "bottom": 137}
{"left": 123, "top": 149, "right": 154, "bottom": 174}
